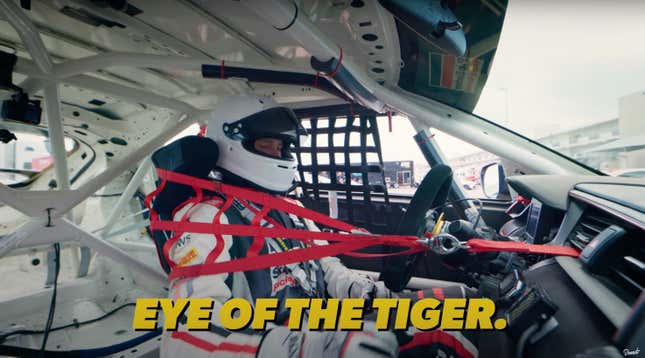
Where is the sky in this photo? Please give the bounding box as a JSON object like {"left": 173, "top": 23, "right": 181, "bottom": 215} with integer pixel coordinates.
{"left": 474, "top": 0, "right": 645, "bottom": 138}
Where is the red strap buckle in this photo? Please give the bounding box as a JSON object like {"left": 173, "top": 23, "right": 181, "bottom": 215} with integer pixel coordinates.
{"left": 517, "top": 195, "right": 531, "bottom": 206}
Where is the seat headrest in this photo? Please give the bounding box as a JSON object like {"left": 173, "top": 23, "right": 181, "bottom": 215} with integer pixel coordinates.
{"left": 151, "top": 135, "right": 219, "bottom": 178}
{"left": 151, "top": 135, "right": 219, "bottom": 219}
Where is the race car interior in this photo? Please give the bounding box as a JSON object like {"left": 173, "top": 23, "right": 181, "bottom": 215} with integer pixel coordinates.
{"left": 135, "top": 106, "right": 645, "bottom": 357}
{"left": 289, "top": 106, "right": 645, "bottom": 358}
{"left": 0, "top": 0, "right": 643, "bottom": 357}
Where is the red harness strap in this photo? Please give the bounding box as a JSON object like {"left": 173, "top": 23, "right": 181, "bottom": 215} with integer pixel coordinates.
{"left": 147, "top": 169, "right": 427, "bottom": 279}
{"left": 145, "top": 169, "right": 579, "bottom": 280}
{"left": 198, "top": 124, "right": 207, "bottom": 137}
{"left": 171, "top": 331, "right": 258, "bottom": 355}
{"left": 467, "top": 238, "right": 580, "bottom": 257}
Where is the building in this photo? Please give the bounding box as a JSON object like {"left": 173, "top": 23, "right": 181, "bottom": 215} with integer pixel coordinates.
{"left": 449, "top": 150, "right": 498, "bottom": 180}
{"left": 450, "top": 89, "right": 645, "bottom": 175}
{"left": 383, "top": 160, "right": 415, "bottom": 186}
{"left": 365, "top": 160, "right": 415, "bottom": 188}
{"left": 539, "top": 118, "right": 619, "bottom": 171}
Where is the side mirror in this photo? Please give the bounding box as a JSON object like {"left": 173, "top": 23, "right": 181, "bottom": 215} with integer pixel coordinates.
{"left": 480, "top": 162, "right": 509, "bottom": 199}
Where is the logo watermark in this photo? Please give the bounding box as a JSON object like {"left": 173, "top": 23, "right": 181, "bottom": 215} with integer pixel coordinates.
{"left": 624, "top": 347, "right": 640, "bottom": 356}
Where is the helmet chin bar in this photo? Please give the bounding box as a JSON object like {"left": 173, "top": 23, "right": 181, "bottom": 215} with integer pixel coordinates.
{"left": 216, "top": 167, "right": 298, "bottom": 196}
{"left": 221, "top": 143, "right": 298, "bottom": 193}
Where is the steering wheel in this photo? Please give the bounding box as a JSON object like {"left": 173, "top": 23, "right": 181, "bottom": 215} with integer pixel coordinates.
{"left": 379, "top": 164, "right": 453, "bottom": 291}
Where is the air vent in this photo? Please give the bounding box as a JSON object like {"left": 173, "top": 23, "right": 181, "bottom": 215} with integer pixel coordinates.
{"left": 568, "top": 210, "right": 616, "bottom": 250}
{"left": 609, "top": 247, "right": 645, "bottom": 302}
{"left": 570, "top": 207, "right": 644, "bottom": 304}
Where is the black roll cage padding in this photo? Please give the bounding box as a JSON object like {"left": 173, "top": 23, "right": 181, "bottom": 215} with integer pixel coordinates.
{"left": 201, "top": 64, "right": 346, "bottom": 100}
{"left": 293, "top": 103, "right": 384, "bottom": 119}
{"left": 203, "top": 56, "right": 386, "bottom": 111}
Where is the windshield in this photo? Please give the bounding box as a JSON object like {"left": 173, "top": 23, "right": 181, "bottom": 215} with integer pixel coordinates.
{"left": 475, "top": 0, "right": 645, "bottom": 175}
{"left": 399, "top": 0, "right": 645, "bottom": 176}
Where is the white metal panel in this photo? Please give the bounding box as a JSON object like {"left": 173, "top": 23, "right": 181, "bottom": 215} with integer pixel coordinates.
{"left": 191, "top": 0, "right": 401, "bottom": 84}
{"left": 129, "top": 0, "right": 276, "bottom": 66}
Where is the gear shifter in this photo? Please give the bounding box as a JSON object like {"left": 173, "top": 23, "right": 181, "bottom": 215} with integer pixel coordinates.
{"left": 446, "top": 220, "right": 479, "bottom": 241}
{"left": 446, "top": 219, "right": 497, "bottom": 241}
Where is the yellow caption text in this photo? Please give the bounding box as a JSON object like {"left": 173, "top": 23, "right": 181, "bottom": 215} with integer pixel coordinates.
{"left": 132, "top": 298, "right": 507, "bottom": 331}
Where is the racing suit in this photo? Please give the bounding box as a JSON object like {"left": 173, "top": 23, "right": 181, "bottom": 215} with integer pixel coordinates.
{"left": 160, "top": 195, "right": 478, "bottom": 357}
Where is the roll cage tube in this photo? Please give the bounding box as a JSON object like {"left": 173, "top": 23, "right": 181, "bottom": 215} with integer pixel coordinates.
{"left": 245, "top": 0, "right": 598, "bottom": 176}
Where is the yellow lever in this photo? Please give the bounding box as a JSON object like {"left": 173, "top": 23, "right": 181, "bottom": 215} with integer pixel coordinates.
{"left": 431, "top": 212, "right": 445, "bottom": 236}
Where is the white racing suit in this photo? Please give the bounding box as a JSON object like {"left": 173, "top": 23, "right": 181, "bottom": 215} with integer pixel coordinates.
{"left": 160, "top": 196, "right": 478, "bottom": 358}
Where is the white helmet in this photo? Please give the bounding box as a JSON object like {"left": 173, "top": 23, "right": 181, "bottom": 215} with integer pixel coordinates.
{"left": 206, "top": 94, "right": 306, "bottom": 193}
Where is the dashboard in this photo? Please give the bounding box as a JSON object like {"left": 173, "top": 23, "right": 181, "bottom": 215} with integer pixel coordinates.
{"left": 504, "top": 175, "right": 644, "bottom": 356}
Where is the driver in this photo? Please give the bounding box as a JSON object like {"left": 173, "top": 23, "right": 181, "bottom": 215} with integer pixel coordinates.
{"left": 160, "top": 94, "right": 478, "bottom": 358}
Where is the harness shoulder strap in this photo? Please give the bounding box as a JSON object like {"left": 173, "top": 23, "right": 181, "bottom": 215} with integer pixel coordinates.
{"left": 144, "top": 169, "right": 580, "bottom": 280}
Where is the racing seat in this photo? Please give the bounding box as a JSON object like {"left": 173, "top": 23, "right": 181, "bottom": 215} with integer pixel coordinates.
{"left": 380, "top": 164, "right": 453, "bottom": 291}
{"left": 150, "top": 135, "right": 220, "bottom": 273}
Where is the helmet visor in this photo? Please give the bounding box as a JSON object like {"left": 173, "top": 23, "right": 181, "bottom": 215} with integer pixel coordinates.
{"left": 223, "top": 107, "right": 307, "bottom": 160}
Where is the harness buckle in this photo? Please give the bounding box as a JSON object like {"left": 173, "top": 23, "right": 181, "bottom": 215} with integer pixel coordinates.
{"left": 417, "top": 233, "right": 468, "bottom": 255}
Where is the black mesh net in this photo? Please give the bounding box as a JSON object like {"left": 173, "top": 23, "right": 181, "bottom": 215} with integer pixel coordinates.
{"left": 293, "top": 105, "right": 394, "bottom": 233}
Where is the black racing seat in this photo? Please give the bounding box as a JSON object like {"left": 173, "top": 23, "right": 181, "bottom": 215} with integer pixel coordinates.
{"left": 380, "top": 164, "right": 453, "bottom": 291}
{"left": 150, "top": 135, "right": 220, "bottom": 273}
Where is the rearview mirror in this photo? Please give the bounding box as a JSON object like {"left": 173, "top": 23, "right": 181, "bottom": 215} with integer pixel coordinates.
{"left": 480, "top": 163, "right": 508, "bottom": 199}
